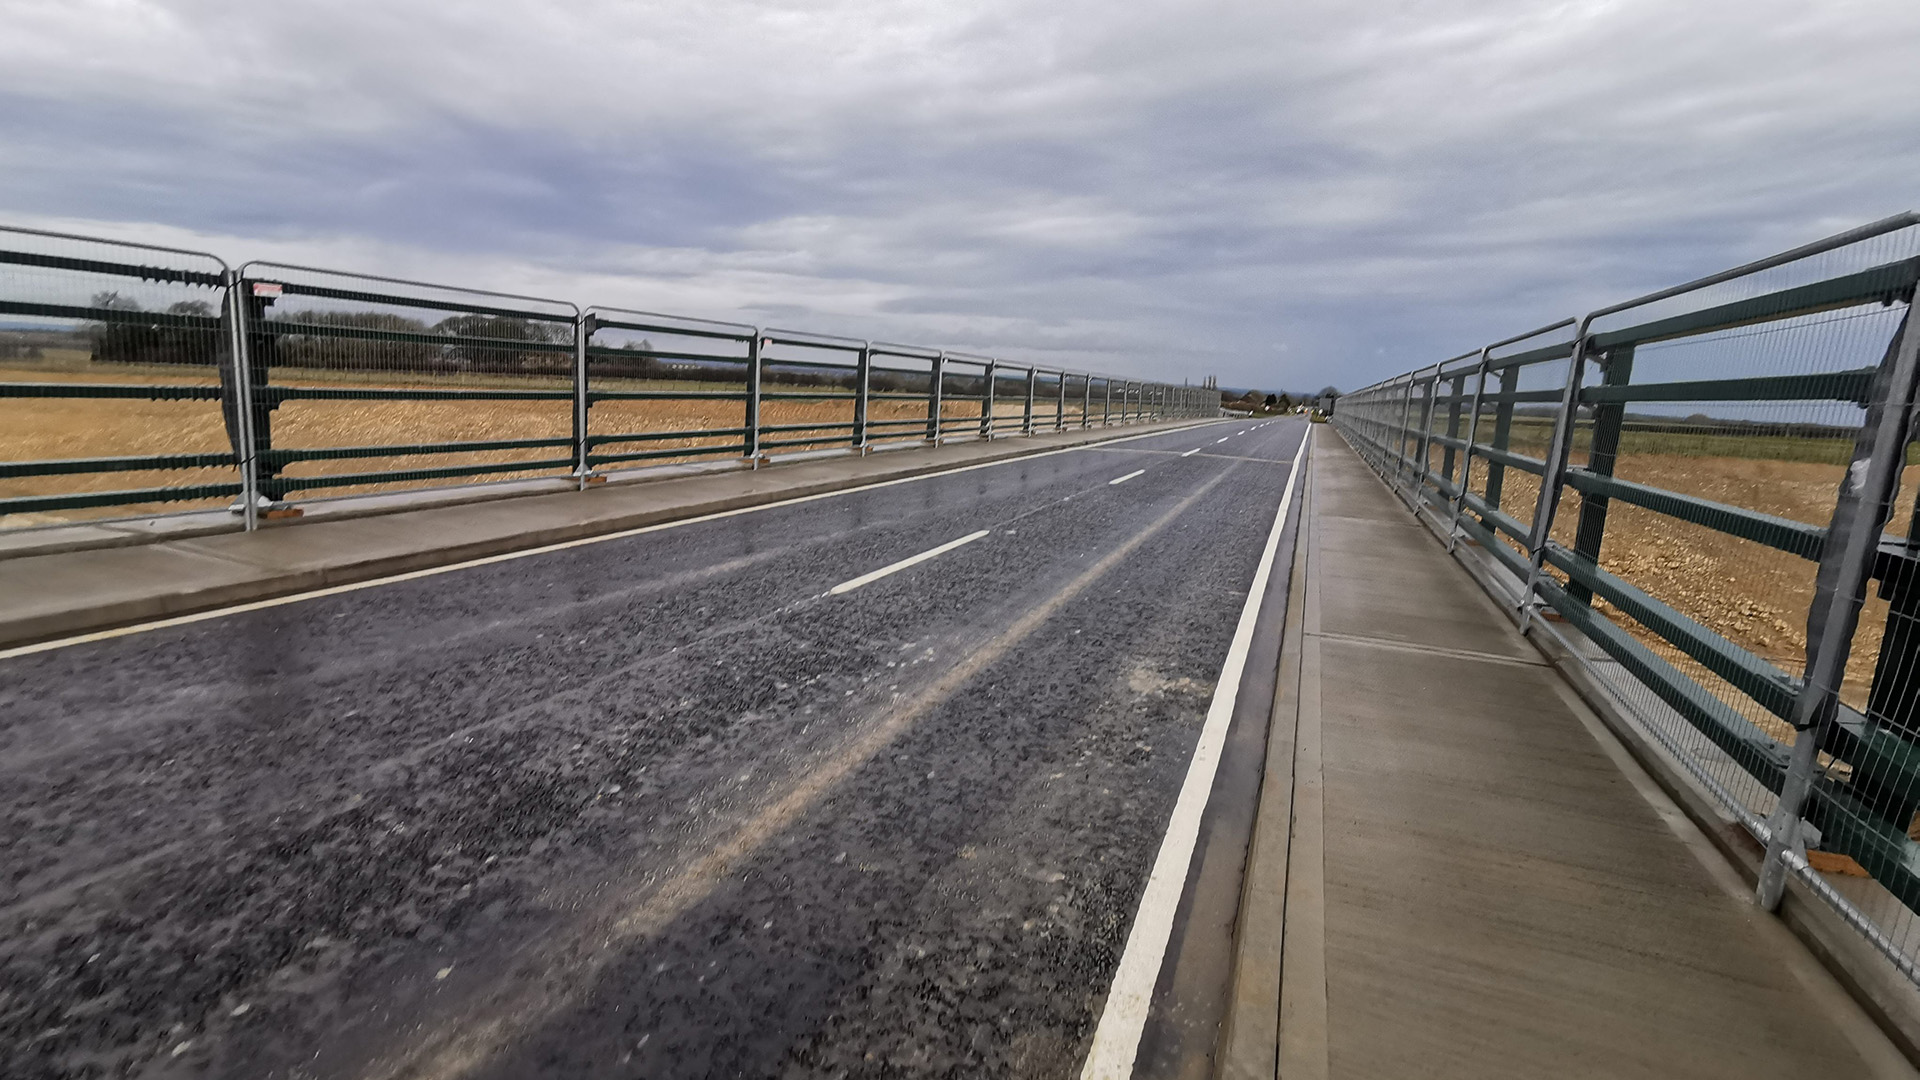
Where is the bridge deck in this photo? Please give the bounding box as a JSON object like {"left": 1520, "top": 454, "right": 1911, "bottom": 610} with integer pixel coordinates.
{"left": 1221, "top": 427, "right": 1915, "bottom": 1079}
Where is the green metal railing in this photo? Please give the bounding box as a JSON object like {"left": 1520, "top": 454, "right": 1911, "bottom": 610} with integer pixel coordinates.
{"left": 0, "top": 225, "right": 1218, "bottom": 532}
{"left": 1335, "top": 212, "right": 1920, "bottom": 983}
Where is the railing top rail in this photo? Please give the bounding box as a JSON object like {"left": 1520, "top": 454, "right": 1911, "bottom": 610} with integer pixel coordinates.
{"left": 1488, "top": 317, "right": 1579, "bottom": 354}
{"left": 868, "top": 340, "right": 943, "bottom": 360}
{"left": 1583, "top": 211, "right": 1919, "bottom": 327}
{"left": 587, "top": 304, "right": 757, "bottom": 335}
{"left": 239, "top": 259, "right": 579, "bottom": 315}
{"left": 0, "top": 223, "right": 230, "bottom": 270}
{"left": 761, "top": 327, "right": 867, "bottom": 351}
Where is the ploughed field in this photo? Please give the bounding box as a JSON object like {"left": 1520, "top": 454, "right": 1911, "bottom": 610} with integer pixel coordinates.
{"left": 2, "top": 354, "right": 1075, "bottom": 527}
{"left": 1454, "top": 420, "right": 1915, "bottom": 734}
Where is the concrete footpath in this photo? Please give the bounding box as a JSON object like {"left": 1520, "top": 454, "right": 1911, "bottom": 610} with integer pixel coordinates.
{"left": 1214, "top": 427, "right": 1916, "bottom": 1079}
{"left": 0, "top": 420, "right": 1217, "bottom": 650}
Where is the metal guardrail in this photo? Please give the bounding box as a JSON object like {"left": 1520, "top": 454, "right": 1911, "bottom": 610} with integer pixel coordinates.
{"left": 0, "top": 225, "right": 1216, "bottom": 532}
{"left": 1333, "top": 212, "right": 1920, "bottom": 982}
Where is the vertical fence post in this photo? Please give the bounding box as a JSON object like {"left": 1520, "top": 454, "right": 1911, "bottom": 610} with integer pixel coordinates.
{"left": 745, "top": 330, "right": 763, "bottom": 464}
{"left": 1565, "top": 344, "right": 1635, "bottom": 604}
{"left": 1055, "top": 371, "right": 1066, "bottom": 430}
{"left": 853, "top": 342, "right": 872, "bottom": 451}
{"left": 1448, "top": 352, "right": 1492, "bottom": 552}
{"left": 1024, "top": 368, "right": 1037, "bottom": 434}
{"left": 1519, "top": 325, "right": 1593, "bottom": 628}
{"left": 928, "top": 350, "right": 946, "bottom": 443}
{"left": 1760, "top": 300, "right": 1920, "bottom": 909}
{"left": 1104, "top": 379, "right": 1112, "bottom": 425}
{"left": 1413, "top": 368, "right": 1440, "bottom": 505}
{"left": 1440, "top": 370, "right": 1465, "bottom": 494}
{"left": 1485, "top": 364, "right": 1520, "bottom": 513}
{"left": 224, "top": 270, "right": 260, "bottom": 531}
{"left": 1392, "top": 376, "right": 1416, "bottom": 489}
{"left": 981, "top": 359, "right": 996, "bottom": 439}
{"left": 573, "top": 310, "right": 593, "bottom": 490}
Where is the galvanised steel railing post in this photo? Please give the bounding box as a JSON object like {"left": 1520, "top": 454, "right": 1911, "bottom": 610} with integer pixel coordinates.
{"left": 1566, "top": 344, "right": 1636, "bottom": 605}
{"left": 223, "top": 269, "right": 260, "bottom": 531}
{"left": 573, "top": 311, "right": 594, "bottom": 490}
{"left": 1082, "top": 374, "right": 1091, "bottom": 427}
{"left": 1519, "top": 323, "right": 1592, "bottom": 628}
{"left": 1448, "top": 350, "right": 1492, "bottom": 552}
{"left": 1055, "top": 371, "right": 1066, "bottom": 430}
{"left": 1104, "top": 379, "right": 1112, "bottom": 425}
{"left": 1392, "top": 375, "right": 1416, "bottom": 490}
{"left": 981, "top": 359, "right": 997, "bottom": 438}
{"left": 1412, "top": 366, "right": 1441, "bottom": 504}
{"left": 928, "top": 350, "right": 946, "bottom": 443}
{"left": 1024, "top": 367, "right": 1037, "bottom": 434}
{"left": 1440, "top": 369, "right": 1465, "bottom": 493}
{"left": 1485, "top": 364, "right": 1520, "bottom": 514}
{"left": 745, "top": 330, "right": 764, "bottom": 463}
{"left": 1761, "top": 295, "right": 1920, "bottom": 910}
{"left": 853, "top": 342, "right": 872, "bottom": 451}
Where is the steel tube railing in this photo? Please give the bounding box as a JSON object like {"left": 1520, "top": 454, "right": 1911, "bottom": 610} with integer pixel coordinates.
{"left": 2, "top": 223, "right": 1218, "bottom": 534}
{"left": 1332, "top": 212, "right": 1920, "bottom": 986}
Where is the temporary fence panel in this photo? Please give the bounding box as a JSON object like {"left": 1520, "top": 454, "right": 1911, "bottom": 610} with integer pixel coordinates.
{"left": 584, "top": 308, "right": 756, "bottom": 470}
{"left": 758, "top": 328, "right": 866, "bottom": 455}
{"left": 235, "top": 262, "right": 579, "bottom": 505}
{"left": 0, "top": 223, "right": 1215, "bottom": 534}
{"left": 937, "top": 352, "right": 994, "bottom": 443}
{"left": 0, "top": 226, "right": 238, "bottom": 527}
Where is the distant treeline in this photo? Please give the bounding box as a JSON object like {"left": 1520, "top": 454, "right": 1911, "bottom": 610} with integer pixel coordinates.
{"left": 73, "top": 295, "right": 948, "bottom": 388}
{"left": 0, "top": 327, "right": 89, "bottom": 360}
{"left": 1503, "top": 405, "right": 1857, "bottom": 441}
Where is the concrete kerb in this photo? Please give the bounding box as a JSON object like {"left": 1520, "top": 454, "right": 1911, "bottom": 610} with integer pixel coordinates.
{"left": 0, "top": 418, "right": 1227, "bottom": 652}
{"left": 1213, "top": 454, "right": 1312, "bottom": 1080}
{"left": 1327, "top": 424, "right": 1920, "bottom": 1071}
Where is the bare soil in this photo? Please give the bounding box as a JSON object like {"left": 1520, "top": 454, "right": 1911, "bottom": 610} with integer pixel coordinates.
{"left": 2, "top": 359, "right": 1078, "bottom": 527}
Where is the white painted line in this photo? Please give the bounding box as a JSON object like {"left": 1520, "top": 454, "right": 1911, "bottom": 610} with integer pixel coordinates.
{"left": 1238, "top": 429, "right": 1247, "bottom": 435}
{"left": 1179, "top": 448, "right": 1200, "bottom": 458}
{"left": 1079, "top": 425, "right": 1311, "bottom": 1080}
{"left": 1214, "top": 437, "right": 1230, "bottom": 444}
{"left": 827, "top": 530, "right": 990, "bottom": 595}
{"left": 0, "top": 420, "right": 1239, "bottom": 661}
{"left": 1108, "top": 469, "right": 1146, "bottom": 486}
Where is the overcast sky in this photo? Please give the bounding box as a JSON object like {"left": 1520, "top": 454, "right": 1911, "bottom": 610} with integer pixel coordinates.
{"left": 2, "top": 0, "right": 1916, "bottom": 391}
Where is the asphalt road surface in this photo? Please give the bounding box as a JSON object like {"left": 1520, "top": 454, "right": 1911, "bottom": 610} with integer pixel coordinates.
{"left": 1, "top": 417, "right": 1308, "bottom": 1080}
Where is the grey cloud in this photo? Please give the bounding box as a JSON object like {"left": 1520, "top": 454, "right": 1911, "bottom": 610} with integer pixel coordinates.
{"left": 0, "top": 0, "right": 1916, "bottom": 390}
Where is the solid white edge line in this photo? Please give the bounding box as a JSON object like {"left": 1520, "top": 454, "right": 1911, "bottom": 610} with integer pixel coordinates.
{"left": 1108, "top": 469, "right": 1146, "bottom": 486}
{"left": 827, "top": 529, "right": 991, "bottom": 595}
{"left": 0, "top": 420, "right": 1239, "bottom": 662}
{"left": 1079, "top": 424, "right": 1312, "bottom": 1080}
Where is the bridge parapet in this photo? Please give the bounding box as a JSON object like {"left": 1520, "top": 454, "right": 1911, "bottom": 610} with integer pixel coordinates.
{"left": 0, "top": 223, "right": 1217, "bottom": 537}
{"left": 1333, "top": 212, "right": 1920, "bottom": 1004}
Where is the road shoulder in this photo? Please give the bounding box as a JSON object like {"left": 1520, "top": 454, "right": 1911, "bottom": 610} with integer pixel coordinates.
{"left": 0, "top": 419, "right": 1222, "bottom": 652}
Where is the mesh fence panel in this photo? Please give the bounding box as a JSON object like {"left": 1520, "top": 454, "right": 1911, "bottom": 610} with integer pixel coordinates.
{"left": 586, "top": 309, "right": 753, "bottom": 469}
{"left": 1334, "top": 215, "right": 1920, "bottom": 982}
{"left": 0, "top": 227, "right": 236, "bottom": 527}
{"left": 240, "top": 263, "right": 578, "bottom": 503}
{"left": 3, "top": 229, "right": 1213, "bottom": 531}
